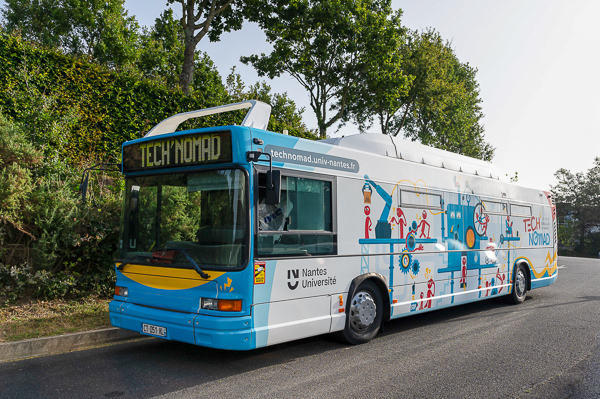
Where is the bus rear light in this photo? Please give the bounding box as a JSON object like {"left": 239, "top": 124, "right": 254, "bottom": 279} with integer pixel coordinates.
{"left": 201, "top": 298, "right": 242, "bottom": 312}
{"left": 115, "top": 286, "right": 128, "bottom": 297}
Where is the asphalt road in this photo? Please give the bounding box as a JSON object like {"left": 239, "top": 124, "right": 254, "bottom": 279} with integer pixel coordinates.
{"left": 2, "top": 256, "right": 599, "bottom": 399}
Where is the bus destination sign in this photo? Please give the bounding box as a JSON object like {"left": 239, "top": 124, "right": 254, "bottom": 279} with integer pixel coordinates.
{"left": 123, "top": 131, "right": 233, "bottom": 172}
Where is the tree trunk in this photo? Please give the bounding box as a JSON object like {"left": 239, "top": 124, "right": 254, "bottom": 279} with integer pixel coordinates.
{"left": 180, "top": 40, "right": 196, "bottom": 95}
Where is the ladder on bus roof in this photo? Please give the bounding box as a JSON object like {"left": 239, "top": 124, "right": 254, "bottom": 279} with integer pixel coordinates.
{"left": 144, "top": 100, "right": 272, "bottom": 138}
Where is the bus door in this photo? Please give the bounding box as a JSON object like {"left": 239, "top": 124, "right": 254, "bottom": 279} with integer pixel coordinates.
{"left": 252, "top": 170, "right": 337, "bottom": 347}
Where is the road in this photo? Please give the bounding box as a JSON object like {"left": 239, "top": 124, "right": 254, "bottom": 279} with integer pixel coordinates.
{"left": 1, "top": 257, "right": 599, "bottom": 399}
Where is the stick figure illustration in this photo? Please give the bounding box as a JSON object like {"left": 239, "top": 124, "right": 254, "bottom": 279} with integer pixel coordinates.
{"left": 364, "top": 205, "right": 372, "bottom": 239}
{"left": 390, "top": 207, "right": 407, "bottom": 238}
{"left": 424, "top": 279, "right": 435, "bottom": 309}
{"left": 417, "top": 210, "right": 431, "bottom": 238}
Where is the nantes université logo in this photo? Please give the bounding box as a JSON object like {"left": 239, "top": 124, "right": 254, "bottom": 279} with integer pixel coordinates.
{"left": 287, "top": 269, "right": 299, "bottom": 290}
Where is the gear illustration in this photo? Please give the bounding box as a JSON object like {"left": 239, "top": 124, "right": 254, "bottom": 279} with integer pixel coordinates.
{"left": 406, "top": 232, "right": 417, "bottom": 252}
{"left": 399, "top": 251, "right": 412, "bottom": 274}
{"left": 411, "top": 259, "right": 420, "bottom": 276}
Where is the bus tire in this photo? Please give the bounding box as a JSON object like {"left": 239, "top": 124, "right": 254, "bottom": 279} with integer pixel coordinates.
{"left": 509, "top": 264, "right": 528, "bottom": 304}
{"left": 342, "top": 280, "right": 383, "bottom": 345}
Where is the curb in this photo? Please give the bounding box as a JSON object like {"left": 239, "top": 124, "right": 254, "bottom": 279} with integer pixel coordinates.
{"left": 0, "top": 328, "right": 141, "bottom": 362}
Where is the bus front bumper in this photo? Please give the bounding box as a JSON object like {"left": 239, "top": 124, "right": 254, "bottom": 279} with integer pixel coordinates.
{"left": 109, "top": 300, "right": 254, "bottom": 350}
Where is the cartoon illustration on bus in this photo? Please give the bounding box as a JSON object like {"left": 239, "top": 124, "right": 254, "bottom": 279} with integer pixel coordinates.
{"left": 106, "top": 100, "right": 558, "bottom": 350}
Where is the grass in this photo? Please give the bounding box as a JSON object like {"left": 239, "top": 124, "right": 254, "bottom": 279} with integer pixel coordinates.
{"left": 0, "top": 297, "right": 112, "bottom": 342}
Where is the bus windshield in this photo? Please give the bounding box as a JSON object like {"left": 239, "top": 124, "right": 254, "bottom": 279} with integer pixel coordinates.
{"left": 118, "top": 169, "right": 248, "bottom": 269}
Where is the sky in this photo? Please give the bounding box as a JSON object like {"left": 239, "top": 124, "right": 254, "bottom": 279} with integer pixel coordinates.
{"left": 4, "top": 0, "right": 600, "bottom": 190}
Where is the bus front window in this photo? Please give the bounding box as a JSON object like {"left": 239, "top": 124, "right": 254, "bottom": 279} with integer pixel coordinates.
{"left": 118, "top": 169, "right": 248, "bottom": 269}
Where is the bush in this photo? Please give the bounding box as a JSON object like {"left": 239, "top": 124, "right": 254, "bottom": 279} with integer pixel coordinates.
{"left": 0, "top": 114, "right": 121, "bottom": 302}
{"left": 0, "top": 30, "right": 317, "bottom": 303}
{"left": 0, "top": 30, "right": 317, "bottom": 165}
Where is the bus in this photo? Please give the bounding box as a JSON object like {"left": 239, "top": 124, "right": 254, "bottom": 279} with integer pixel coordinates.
{"left": 109, "top": 100, "right": 558, "bottom": 350}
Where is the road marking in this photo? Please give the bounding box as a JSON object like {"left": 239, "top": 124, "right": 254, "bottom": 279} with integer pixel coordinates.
{"left": 557, "top": 265, "right": 566, "bottom": 269}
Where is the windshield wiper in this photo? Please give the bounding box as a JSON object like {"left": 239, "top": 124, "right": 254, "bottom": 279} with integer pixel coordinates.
{"left": 117, "top": 255, "right": 150, "bottom": 271}
{"left": 116, "top": 249, "right": 210, "bottom": 279}
{"left": 167, "top": 248, "right": 210, "bottom": 279}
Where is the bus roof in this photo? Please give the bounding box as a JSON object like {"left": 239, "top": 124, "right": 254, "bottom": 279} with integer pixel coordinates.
{"left": 320, "top": 133, "right": 506, "bottom": 181}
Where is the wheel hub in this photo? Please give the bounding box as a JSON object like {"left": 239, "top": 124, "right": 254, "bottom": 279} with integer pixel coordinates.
{"left": 349, "top": 291, "right": 376, "bottom": 331}
{"left": 516, "top": 270, "right": 526, "bottom": 297}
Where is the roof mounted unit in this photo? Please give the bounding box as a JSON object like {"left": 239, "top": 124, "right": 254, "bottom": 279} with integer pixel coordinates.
{"left": 144, "top": 100, "right": 272, "bottom": 138}
{"left": 321, "top": 133, "right": 506, "bottom": 181}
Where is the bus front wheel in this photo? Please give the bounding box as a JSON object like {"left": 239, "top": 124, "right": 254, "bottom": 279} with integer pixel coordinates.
{"left": 509, "top": 264, "right": 528, "bottom": 304}
{"left": 342, "top": 280, "right": 383, "bottom": 344}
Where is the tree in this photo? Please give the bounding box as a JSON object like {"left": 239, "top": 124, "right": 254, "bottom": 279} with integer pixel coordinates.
{"left": 169, "top": 0, "right": 244, "bottom": 95}
{"left": 137, "top": 10, "right": 184, "bottom": 88}
{"left": 342, "top": 16, "right": 411, "bottom": 136}
{"left": 225, "top": 68, "right": 317, "bottom": 139}
{"left": 242, "top": 0, "right": 402, "bottom": 139}
{"left": 403, "top": 32, "right": 493, "bottom": 160}
{"left": 347, "top": 28, "right": 494, "bottom": 161}
{"left": 136, "top": 9, "right": 229, "bottom": 105}
{"left": 552, "top": 158, "right": 600, "bottom": 257}
{"left": 1, "top": 0, "right": 70, "bottom": 48}
{"left": 1, "top": 0, "right": 140, "bottom": 70}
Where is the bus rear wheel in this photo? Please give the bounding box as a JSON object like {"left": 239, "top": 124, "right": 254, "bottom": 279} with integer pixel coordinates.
{"left": 509, "top": 264, "right": 528, "bottom": 304}
{"left": 342, "top": 280, "right": 383, "bottom": 344}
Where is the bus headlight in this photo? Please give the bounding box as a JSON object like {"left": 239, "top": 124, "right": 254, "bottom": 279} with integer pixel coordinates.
{"left": 115, "top": 286, "right": 128, "bottom": 297}
{"left": 201, "top": 298, "right": 242, "bottom": 312}
{"left": 201, "top": 298, "right": 218, "bottom": 310}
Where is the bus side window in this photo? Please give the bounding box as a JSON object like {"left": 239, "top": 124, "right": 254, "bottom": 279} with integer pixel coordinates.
{"left": 258, "top": 174, "right": 292, "bottom": 232}
{"left": 256, "top": 173, "right": 335, "bottom": 256}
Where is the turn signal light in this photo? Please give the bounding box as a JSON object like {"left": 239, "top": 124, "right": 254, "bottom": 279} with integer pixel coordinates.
{"left": 201, "top": 298, "right": 242, "bottom": 312}
{"left": 218, "top": 299, "right": 242, "bottom": 312}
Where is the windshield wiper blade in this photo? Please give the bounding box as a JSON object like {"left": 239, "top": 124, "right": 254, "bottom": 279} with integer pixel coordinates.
{"left": 117, "top": 255, "right": 150, "bottom": 271}
{"left": 116, "top": 250, "right": 210, "bottom": 279}
{"left": 165, "top": 248, "right": 210, "bottom": 279}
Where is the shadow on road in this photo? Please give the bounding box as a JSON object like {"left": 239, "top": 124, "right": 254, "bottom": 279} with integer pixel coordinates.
{"left": 2, "top": 289, "right": 561, "bottom": 399}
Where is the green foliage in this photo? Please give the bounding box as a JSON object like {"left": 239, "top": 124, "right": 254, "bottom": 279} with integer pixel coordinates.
{"left": 136, "top": 8, "right": 185, "bottom": 89}
{"left": 243, "top": 0, "right": 399, "bottom": 138}
{"left": 552, "top": 158, "right": 600, "bottom": 257}
{"left": 169, "top": 0, "right": 245, "bottom": 94}
{"left": 226, "top": 67, "right": 318, "bottom": 139}
{"left": 0, "top": 114, "right": 41, "bottom": 235}
{"left": 2, "top": 0, "right": 141, "bottom": 70}
{"left": 348, "top": 28, "right": 494, "bottom": 161}
{"left": 0, "top": 30, "right": 218, "bottom": 163}
{"left": 0, "top": 29, "right": 316, "bottom": 302}
{"left": 0, "top": 113, "right": 120, "bottom": 302}
{"left": 0, "top": 30, "right": 312, "bottom": 165}
{"left": 342, "top": 10, "right": 411, "bottom": 135}
{"left": 402, "top": 31, "right": 493, "bottom": 161}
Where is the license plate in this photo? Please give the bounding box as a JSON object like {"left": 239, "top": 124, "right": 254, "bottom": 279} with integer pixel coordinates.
{"left": 142, "top": 323, "right": 167, "bottom": 337}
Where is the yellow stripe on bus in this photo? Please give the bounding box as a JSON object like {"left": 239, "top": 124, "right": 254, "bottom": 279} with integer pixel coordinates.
{"left": 116, "top": 263, "right": 225, "bottom": 290}
{"left": 516, "top": 251, "right": 558, "bottom": 279}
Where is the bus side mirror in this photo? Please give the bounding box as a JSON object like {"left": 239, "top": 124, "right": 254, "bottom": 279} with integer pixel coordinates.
{"left": 265, "top": 170, "right": 281, "bottom": 205}
{"left": 78, "top": 163, "right": 122, "bottom": 204}
{"left": 79, "top": 171, "right": 90, "bottom": 203}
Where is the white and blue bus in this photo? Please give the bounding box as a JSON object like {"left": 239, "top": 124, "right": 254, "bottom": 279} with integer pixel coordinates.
{"left": 109, "top": 100, "right": 558, "bottom": 350}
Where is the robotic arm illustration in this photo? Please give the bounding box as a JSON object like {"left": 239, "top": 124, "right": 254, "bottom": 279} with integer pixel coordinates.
{"left": 364, "top": 175, "right": 393, "bottom": 239}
